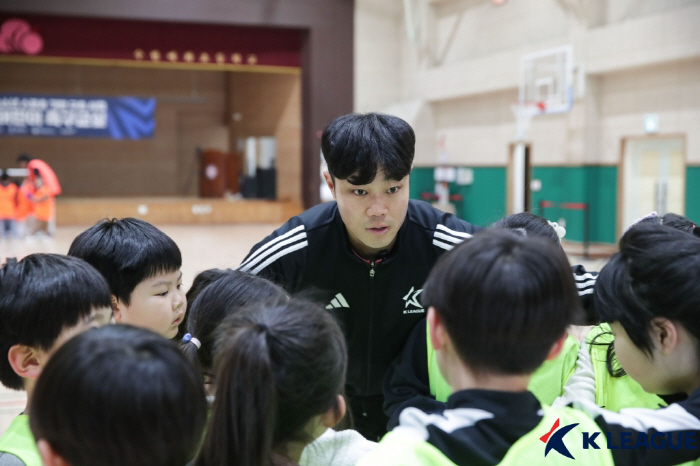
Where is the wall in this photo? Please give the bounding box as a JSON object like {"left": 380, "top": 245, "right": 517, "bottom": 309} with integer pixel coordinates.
{"left": 227, "top": 72, "right": 302, "bottom": 203}
{"left": 0, "top": 62, "right": 229, "bottom": 196}
{"left": 0, "top": 0, "right": 354, "bottom": 207}
{"left": 355, "top": 0, "right": 700, "bottom": 243}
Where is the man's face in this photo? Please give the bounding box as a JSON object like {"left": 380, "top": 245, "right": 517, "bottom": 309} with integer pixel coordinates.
{"left": 325, "top": 170, "right": 410, "bottom": 259}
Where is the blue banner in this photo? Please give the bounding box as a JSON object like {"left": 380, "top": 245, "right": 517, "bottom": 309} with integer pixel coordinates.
{"left": 0, "top": 94, "right": 155, "bottom": 139}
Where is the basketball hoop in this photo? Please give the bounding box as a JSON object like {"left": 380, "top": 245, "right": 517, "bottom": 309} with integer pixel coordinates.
{"left": 511, "top": 100, "right": 546, "bottom": 142}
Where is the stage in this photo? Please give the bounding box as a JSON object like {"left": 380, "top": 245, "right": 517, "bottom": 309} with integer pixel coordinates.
{"left": 56, "top": 197, "right": 304, "bottom": 226}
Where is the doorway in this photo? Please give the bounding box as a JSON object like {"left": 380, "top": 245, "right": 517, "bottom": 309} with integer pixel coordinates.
{"left": 620, "top": 136, "right": 685, "bottom": 236}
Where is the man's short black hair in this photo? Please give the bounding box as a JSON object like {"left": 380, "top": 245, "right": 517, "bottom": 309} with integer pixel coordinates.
{"left": 68, "top": 218, "right": 182, "bottom": 305}
{"left": 16, "top": 154, "right": 31, "bottom": 163}
{"left": 421, "top": 229, "right": 580, "bottom": 375}
{"left": 321, "top": 112, "right": 414, "bottom": 185}
{"left": 30, "top": 324, "right": 208, "bottom": 466}
{"left": 0, "top": 254, "right": 112, "bottom": 390}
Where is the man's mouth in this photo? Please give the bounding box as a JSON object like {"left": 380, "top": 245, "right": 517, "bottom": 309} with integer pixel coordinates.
{"left": 367, "top": 226, "right": 389, "bottom": 235}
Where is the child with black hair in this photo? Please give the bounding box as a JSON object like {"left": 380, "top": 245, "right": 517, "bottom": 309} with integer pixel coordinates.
{"left": 29, "top": 324, "right": 208, "bottom": 466}
{"left": 0, "top": 254, "right": 113, "bottom": 466}
{"left": 179, "top": 268, "right": 288, "bottom": 393}
{"left": 174, "top": 268, "right": 227, "bottom": 341}
{"left": 361, "top": 229, "right": 614, "bottom": 465}
{"left": 68, "top": 217, "right": 186, "bottom": 339}
{"left": 383, "top": 212, "right": 595, "bottom": 429}
{"left": 559, "top": 213, "right": 700, "bottom": 412}
{"left": 197, "top": 299, "right": 375, "bottom": 466}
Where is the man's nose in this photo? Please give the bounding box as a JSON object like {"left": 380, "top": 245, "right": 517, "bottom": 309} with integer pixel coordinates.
{"left": 367, "top": 196, "right": 388, "bottom": 216}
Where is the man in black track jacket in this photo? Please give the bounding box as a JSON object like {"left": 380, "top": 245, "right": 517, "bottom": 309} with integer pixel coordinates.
{"left": 239, "top": 113, "right": 480, "bottom": 440}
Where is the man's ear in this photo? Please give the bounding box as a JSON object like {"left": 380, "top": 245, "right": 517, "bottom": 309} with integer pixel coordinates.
{"left": 111, "top": 295, "right": 124, "bottom": 323}
{"left": 38, "top": 439, "right": 70, "bottom": 466}
{"left": 322, "top": 171, "right": 336, "bottom": 200}
{"left": 650, "top": 317, "right": 678, "bottom": 355}
{"left": 320, "top": 394, "right": 346, "bottom": 428}
{"left": 427, "top": 307, "right": 448, "bottom": 351}
{"left": 8, "top": 344, "right": 43, "bottom": 380}
{"left": 545, "top": 333, "right": 567, "bottom": 361}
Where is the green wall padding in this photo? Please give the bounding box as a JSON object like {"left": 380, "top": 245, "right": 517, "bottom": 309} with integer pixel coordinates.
{"left": 532, "top": 166, "right": 617, "bottom": 244}
{"left": 686, "top": 166, "right": 700, "bottom": 223}
{"left": 411, "top": 165, "right": 618, "bottom": 243}
{"left": 410, "top": 167, "right": 506, "bottom": 228}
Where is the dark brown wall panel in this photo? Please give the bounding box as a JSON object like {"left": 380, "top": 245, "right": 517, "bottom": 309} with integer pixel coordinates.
{"left": 0, "top": 0, "right": 354, "bottom": 207}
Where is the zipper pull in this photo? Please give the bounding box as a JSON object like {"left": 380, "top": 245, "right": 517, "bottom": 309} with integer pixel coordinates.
{"left": 369, "top": 261, "right": 375, "bottom": 278}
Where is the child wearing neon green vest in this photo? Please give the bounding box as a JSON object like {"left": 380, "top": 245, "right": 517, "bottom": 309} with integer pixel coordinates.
{"left": 384, "top": 213, "right": 597, "bottom": 429}
{"left": 361, "top": 229, "right": 614, "bottom": 465}
{"left": 0, "top": 254, "right": 113, "bottom": 466}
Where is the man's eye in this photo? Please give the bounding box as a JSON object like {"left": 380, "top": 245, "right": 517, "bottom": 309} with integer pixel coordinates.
{"left": 353, "top": 189, "right": 367, "bottom": 196}
{"left": 387, "top": 186, "right": 400, "bottom": 194}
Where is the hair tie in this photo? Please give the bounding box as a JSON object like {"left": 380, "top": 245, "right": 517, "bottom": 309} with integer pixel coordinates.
{"left": 547, "top": 220, "right": 566, "bottom": 239}
{"left": 182, "top": 333, "right": 201, "bottom": 349}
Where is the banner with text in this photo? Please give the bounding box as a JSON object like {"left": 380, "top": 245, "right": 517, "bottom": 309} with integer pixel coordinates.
{"left": 0, "top": 94, "right": 155, "bottom": 139}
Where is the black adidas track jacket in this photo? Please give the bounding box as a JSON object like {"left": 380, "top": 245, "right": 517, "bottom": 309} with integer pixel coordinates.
{"left": 239, "top": 199, "right": 480, "bottom": 397}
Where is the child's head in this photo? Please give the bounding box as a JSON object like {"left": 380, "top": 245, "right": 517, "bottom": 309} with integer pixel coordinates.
{"left": 29, "top": 324, "right": 208, "bottom": 466}
{"left": 0, "top": 254, "right": 112, "bottom": 392}
{"left": 180, "top": 269, "right": 288, "bottom": 384}
{"left": 422, "top": 229, "right": 580, "bottom": 379}
{"left": 197, "top": 299, "right": 347, "bottom": 466}
{"left": 595, "top": 223, "right": 700, "bottom": 395}
{"left": 493, "top": 212, "right": 564, "bottom": 246}
{"left": 174, "top": 268, "right": 228, "bottom": 341}
{"left": 68, "top": 218, "right": 185, "bottom": 338}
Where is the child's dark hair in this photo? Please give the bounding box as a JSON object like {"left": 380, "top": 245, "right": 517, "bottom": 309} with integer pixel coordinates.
{"left": 196, "top": 299, "right": 347, "bottom": 466}
{"left": 16, "top": 154, "right": 31, "bottom": 163}
{"left": 595, "top": 223, "right": 700, "bottom": 374}
{"left": 321, "top": 112, "right": 414, "bottom": 185}
{"left": 173, "top": 268, "right": 228, "bottom": 341}
{"left": 493, "top": 212, "right": 561, "bottom": 245}
{"left": 180, "top": 269, "right": 288, "bottom": 376}
{"left": 422, "top": 229, "right": 580, "bottom": 375}
{"left": 637, "top": 212, "right": 700, "bottom": 238}
{"left": 0, "top": 254, "right": 112, "bottom": 390}
{"left": 68, "top": 218, "right": 181, "bottom": 305}
{"left": 29, "top": 324, "right": 208, "bottom": 466}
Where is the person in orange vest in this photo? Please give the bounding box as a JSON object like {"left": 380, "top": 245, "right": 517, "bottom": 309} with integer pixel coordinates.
{"left": 0, "top": 170, "right": 17, "bottom": 238}
{"left": 17, "top": 154, "right": 61, "bottom": 197}
{"left": 28, "top": 171, "right": 54, "bottom": 237}
{"left": 14, "top": 178, "right": 34, "bottom": 238}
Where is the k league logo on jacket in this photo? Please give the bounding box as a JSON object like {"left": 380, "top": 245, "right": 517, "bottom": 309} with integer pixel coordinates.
{"left": 540, "top": 418, "right": 698, "bottom": 460}
{"left": 402, "top": 287, "right": 424, "bottom": 314}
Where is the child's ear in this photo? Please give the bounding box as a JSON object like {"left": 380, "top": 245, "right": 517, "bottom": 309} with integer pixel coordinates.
{"left": 427, "top": 307, "right": 447, "bottom": 351}
{"left": 111, "top": 295, "right": 124, "bottom": 323}
{"left": 650, "top": 317, "right": 678, "bottom": 355}
{"left": 320, "top": 394, "right": 347, "bottom": 428}
{"left": 37, "top": 439, "right": 70, "bottom": 466}
{"left": 8, "top": 344, "right": 43, "bottom": 380}
{"left": 544, "top": 333, "right": 567, "bottom": 362}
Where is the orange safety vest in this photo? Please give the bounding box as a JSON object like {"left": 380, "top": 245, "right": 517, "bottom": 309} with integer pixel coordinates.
{"left": 15, "top": 182, "right": 34, "bottom": 221}
{"left": 0, "top": 183, "right": 17, "bottom": 219}
{"left": 31, "top": 185, "right": 54, "bottom": 222}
